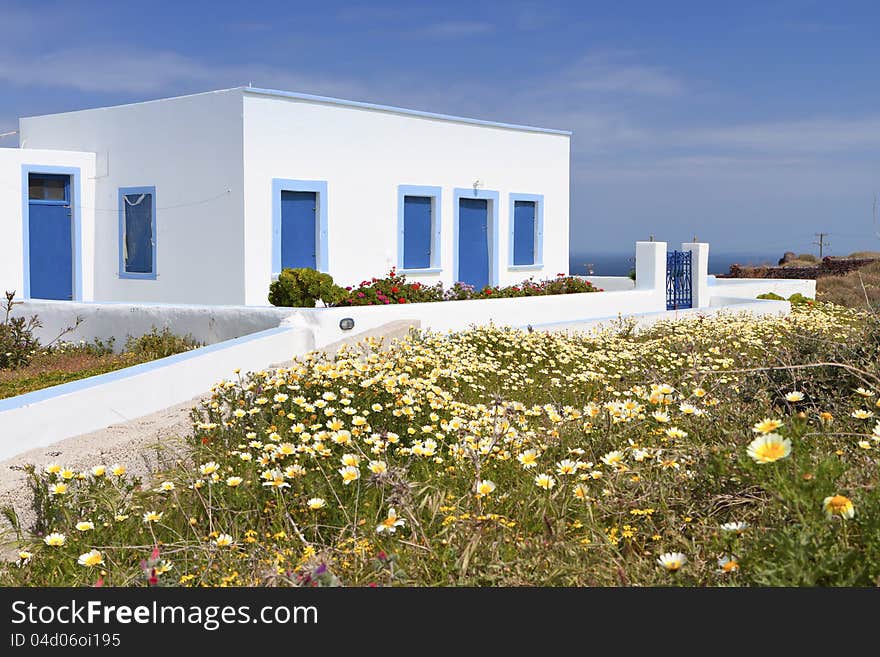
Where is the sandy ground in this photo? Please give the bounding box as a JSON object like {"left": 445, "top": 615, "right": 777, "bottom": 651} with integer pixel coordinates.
{"left": 0, "top": 320, "right": 417, "bottom": 552}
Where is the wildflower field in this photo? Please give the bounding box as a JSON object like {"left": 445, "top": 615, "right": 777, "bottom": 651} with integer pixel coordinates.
{"left": 3, "top": 303, "right": 880, "bottom": 586}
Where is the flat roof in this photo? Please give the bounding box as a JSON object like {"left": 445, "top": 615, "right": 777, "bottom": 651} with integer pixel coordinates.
{"left": 21, "top": 86, "right": 571, "bottom": 137}
{"left": 242, "top": 87, "right": 572, "bottom": 136}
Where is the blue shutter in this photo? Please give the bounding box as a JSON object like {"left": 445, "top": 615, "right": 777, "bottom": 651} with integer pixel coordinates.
{"left": 403, "top": 196, "right": 432, "bottom": 269}
{"left": 513, "top": 200, "right": 536, "bottom": 265}
{"left": 124, "top": 193, "right": 153, "bottom": 273}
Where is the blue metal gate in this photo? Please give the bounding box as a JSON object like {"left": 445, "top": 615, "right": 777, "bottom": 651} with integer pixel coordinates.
{"left": 666, "top": 250, "right": 692, "bottom": 310}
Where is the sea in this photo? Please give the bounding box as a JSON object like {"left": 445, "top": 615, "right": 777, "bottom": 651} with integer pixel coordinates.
{"left": 569, "top": 252, "right": 782, "bottom": 277}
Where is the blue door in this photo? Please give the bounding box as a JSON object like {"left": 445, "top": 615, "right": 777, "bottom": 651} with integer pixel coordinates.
{"left": 28, "top": 174, "right": 73, "bottom": 300}
{"left": 458, "top": 198, "right": 490, "bottom": 290}
{"left": 280, "top": 191, "right": 317, "bottom": 269}
{"left": 513, "top": 200, "right": 536, "bottom": 265}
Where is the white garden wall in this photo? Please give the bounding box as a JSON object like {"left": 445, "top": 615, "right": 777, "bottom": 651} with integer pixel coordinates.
{"left": 0, "top": 325, "right": 312, "bottom": 462}
{"left": 0, "top": 148, "right": 96, "bottom": 300}
{"left": 708, "top": 276, "right": 816, "bottom": 299}
{"left": 19, "top": 89, "right": 246, "bottom": 305}
{"left": 241, "top": 90, "right": 570, "bottom": 304}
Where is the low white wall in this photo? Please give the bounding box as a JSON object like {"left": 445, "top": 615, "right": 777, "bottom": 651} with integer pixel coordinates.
{"left": 0, "top": 325, "right": 312, "bottom": 462}
{"left": 708, "top": 276, "right": 816, "bottom": 299}
{"left": 580, "top": 275, "right": 635, "bottom": 291}
{"left": 285, "top": 288, "right": 665, "bottom": 348}
{"left": 12, "top": 300, "right": 292, "bottom": 350}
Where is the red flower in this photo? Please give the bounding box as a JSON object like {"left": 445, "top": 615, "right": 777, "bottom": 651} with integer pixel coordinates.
{"left": 398, "top": 298, "right": 406, "bottom": 303}
{"left": 391, "top": 286, "right": 399, "bottom": 293}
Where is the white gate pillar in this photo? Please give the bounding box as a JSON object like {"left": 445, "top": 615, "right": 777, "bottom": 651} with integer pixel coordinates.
{"left": 635, "top": 241, "right": 667, "bottom": 311}
{"left": 681, "top": 242, "right": 709, "bottom": 309}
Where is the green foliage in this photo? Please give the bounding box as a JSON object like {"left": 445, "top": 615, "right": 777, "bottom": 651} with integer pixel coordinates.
{"left": 757, "top": 292, "right": 785, "bottom": 301}
{"left": 268, "top": 268, "right": 347, "bottom": 307}
{"left": 124, "top": 327, "right": 200, "bottom": 360}
{"left": 757, "top": 292, "right": 814, "bottom": 307}
{"left": 5, "top": 303, "right": 880, "bottom": 587}
{"left": 1, "top": 291, "right": 41, "bottom": 370}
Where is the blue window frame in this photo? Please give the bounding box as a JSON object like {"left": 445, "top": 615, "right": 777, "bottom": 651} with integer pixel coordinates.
{"left": 397, "top": 185, "right": 442, "bottom": 272}
{"left": 118, "top": 186, "right": 157, "bottom": 279}
{"left": 453, "top": 187, "right": 500, "bottom": 287}
{"left": 508, "top": 193, "right": 544, "bottom": 270}
{"left": 272, "top": 179, "right": 329, "bottom": 276}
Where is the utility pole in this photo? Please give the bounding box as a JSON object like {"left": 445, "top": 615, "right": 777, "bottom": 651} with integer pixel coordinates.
{"left": 813, "top": 232, "right": 830, "bottom": 259}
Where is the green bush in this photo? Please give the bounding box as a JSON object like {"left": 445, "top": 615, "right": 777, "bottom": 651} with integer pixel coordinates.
{"left": 757, "top": 292, "right": 785, "bottom": 301}
{"left": 0, "top": 291, "right": 41, "bottom": 370}
{"left": 269, "top": 268, "right": 347, "bottom": 307}
{"left": 124, "top": 327, "right": 200, "bottom": 360}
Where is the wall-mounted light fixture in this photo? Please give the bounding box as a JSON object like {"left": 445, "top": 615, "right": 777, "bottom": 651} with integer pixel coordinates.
{"left": 339, "top": 317, "right": 355, "bottom": 331}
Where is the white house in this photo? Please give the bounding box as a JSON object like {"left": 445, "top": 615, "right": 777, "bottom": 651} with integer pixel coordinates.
{"left": 0, "top": 87, "right": 571, "bottom": 305}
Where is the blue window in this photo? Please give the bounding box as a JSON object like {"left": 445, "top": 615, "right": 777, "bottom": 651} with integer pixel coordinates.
{"left": 508, "top": 193, "right": 544, "bottom": 270}
{"left": 397, "top": 185, "right": 442, "bottom": 272}
{"left": 118, "top": 187, "right": 157, "bottom": 279}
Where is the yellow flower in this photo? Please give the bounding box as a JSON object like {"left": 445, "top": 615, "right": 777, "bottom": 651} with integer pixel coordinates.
{"left": 746, "top": 433, "right": 791, "bottom": 463}
{"left": 341, "top": 453, "right": 361, "bottom": 467}
{"left": 111, "top": 463, "right": 126, "bottom": 477}
{"left": 18, "top": 550, "right": 33, "bottom": 563}
{"left": 157, "top": 481, "right": 175, "bottom": 492}
{"left": 60, "top": 468, "right": 75, "bottom": 480}
{"left": 226, "top": 476, "right": 244, "bottom": 487}
{"left": 261, "top": 470, "right": 289, "bottom": 489}
{"left": 476, "top": 479, "right": 496, "bottom": 497}
{"left": 199, "top": 461, "right": 220, "bottom": 476}
{"left": 657, "top": 552, "right": 687, "bottom": 572}
{"left": 114, "top": 514, "right": 129, "bottom": 522}
{"left": 214, "top": 533, "right": 234, "bottom": 547}
{"left": 44, "top": 463, "right": 61, "bottom": 475}
{"left": 368, "top": 460, "right": 387, "bottom": 474}
{"left": 338, "top": 465, "right": 360, "bottom": 485}
{"left": 851, "top": 409, "right": 874, "bottom": 420}
{"left": 376, "top": 508, "right": 406, "bottom": 534}
{"left": 752, "top": 418, "right": 783, "bottom": 434}
{"left": 44, "top": 532, "right": 66, "bottom": 546}
{"left": 307, "top": 497, "right": 326, "bottom": 510}
{"left": 48, "top": 483, "right": 68, "bottom": 496}
{"left": 517, "top": 449, "right": 539, "bottom": 469}
{"left": 142, "top": 511, "right": 163, "bottom": 523}
{"left": 785, "top": 391, "right": 804, "bottom": 402}
{"left": 600, "top": 450, "right": 625, "bottom": 467}
{"left": 717, "top": 556, "right": 739, "bottom": 573}
{"left": 534, "top": 473, "right": 556, "bottom": 490}
{"left": 75, "top": 521, "right": 95, "bottom": 532}
{"left": 91, "top": 465, "right": 106, "bottom": 477}
{"left": 77, "top": 550, "right": 104, "bottom": 567}
{"left": 555, "top": 459, "right": 578, "bottom": 476}
{"left": 823, "top": 494, "right": 855, "bottom": 519}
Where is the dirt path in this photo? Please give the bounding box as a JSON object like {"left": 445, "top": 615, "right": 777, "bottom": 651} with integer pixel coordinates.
{"left": 0, "top": 320, "right": 418, "bottom": 549}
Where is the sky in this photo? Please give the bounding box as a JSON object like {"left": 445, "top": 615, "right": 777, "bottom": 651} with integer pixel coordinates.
{"left": 2, "top": 0, "right": 880, "bottom": 260}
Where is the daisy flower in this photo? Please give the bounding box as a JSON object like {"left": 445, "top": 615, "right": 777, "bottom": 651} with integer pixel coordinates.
{"left": 307, "top": 497, "right": 327, "bottom": 510}
{"left": 657, "top": 552, "right": 687, "bottom": 572}
{"left": 77, "top": 550, "right": 104, "bottom": 567}
{"left": 338, "top": 465, "right": 360, "bottom": 485}
{"left": 720, "top": 521, "right": 748, "bottom": 534}
{"left": 717, "top": 556, "right": 739, "bottom": 574}
{"left": 44, "top": 533, "right": 66, "bottom": 546}
{"left": 75, "top": 521, "right": 94, "bottom": 532}
{"left": 746, "top": 433, "right": 791, "bottom": 464}
{"left": 752, "top": 418, "right": 783, "bottom": 434}
{"left": 784, "top": 391, "right": 805, "bottom": 402}
{"left": 214, "top": 533, "right": 234, "bottom": 547}
{"left": 534, "top": 473, "right": 556, "bottom": 490}
{"left": 376, "top": 508, "right": 406, "bottom": 534}
{"left": 823, "top": 494, "right": 855, "bottom": 519}
{"left": 476, "top": 479, "right": 496, "bottom": 497}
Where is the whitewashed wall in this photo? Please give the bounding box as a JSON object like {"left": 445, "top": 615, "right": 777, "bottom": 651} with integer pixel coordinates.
{"left": 0, "top": 148, "right": 96, "bottom": 300}
{"left": 19, "top": 90, "right": 245, "bottom": 305}
{"left": 242, "top": 91, "right": 570, "bottom": 305}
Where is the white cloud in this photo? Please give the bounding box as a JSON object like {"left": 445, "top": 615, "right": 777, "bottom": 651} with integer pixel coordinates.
{"left": 678, "top": 117, "right": 880, "bottom": 153}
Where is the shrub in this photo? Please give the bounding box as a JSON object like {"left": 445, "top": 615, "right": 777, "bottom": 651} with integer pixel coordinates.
{"left": 757, "top": 292, "right": 785, "bottom": 301}
{"left": 336, "top": 270, "right": 600, "bottom": 306}
{"left": 269, "top": 268, "right": 347, "bottom": 307}
{"left": 124, "top": 327, "right": 200, "bottom": 360}
{"left": 0, "top": 291, "right": 41, "bottom": 370}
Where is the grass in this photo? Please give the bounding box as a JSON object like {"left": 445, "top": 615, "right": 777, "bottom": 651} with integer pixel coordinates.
{"left": 816, "top": 262, "right": 880, "bottom": 310}
{"left": 3, "top": 303, "right": 880, "bottom": 587}
{"left": 0, "top": 328, "right": 201, "bottom": 400}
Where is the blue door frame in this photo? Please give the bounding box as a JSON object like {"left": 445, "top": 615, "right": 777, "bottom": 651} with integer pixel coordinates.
{"left": 453, "top": 188, "right": 499, "bottom": 289}
{"left": 272, "top": 179, "right": 329, "bottom": 276}
{"left": 21, "top": 165, "right": 83, "bottom": 300}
